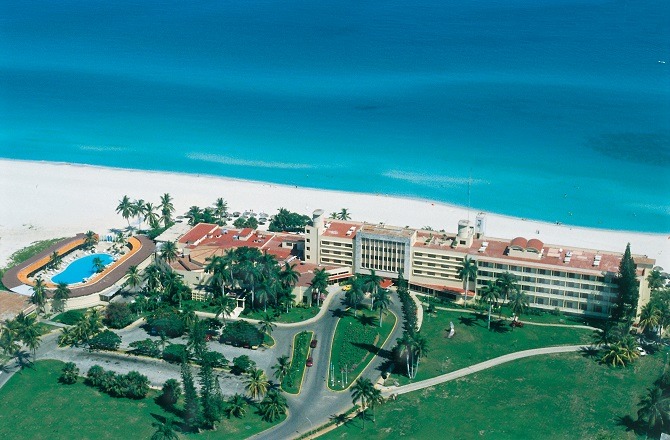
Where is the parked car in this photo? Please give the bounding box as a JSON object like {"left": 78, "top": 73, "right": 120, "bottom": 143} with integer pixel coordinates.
{"left": 306, "top": 357, "right": 313, "bottom": 367}
{"left": 636, "top": 347, "right": 648, "bottom": 356}
{"left": 310, "top": 339, "right": 318, "bottom": 348}
{"left": 510, "top": 321, "right": 524, "bottom": 328}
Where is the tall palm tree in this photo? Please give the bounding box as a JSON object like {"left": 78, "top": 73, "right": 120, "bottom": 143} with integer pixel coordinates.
{"left": 116, "top": 195, "right": 134, "bottom": 227}
{"left": 52, "top": 282, "right": 71, "bottom": 313}
{"left": 278, "top": 262, "right": 300, "bottom": 292}
{"left": 160, "top": 241, "right": 179, "bottom": 264}
{"left": 396, "top": 332, "right": 414, "bottom": 379}
{"left": 272, "top": 355, "right": 291, "bottom": 384}
{"left": 351, "top": 378, "right": 374, "bottom": 429}
{"left": 92, "top": 256, "right": 106, "bottom": 273}
{"left": 309, "top": 268, "right": 329, "bottom": 307}
{"left": 258, "top": 314, "right": 276, "bottom": 337}
{"left": 48, "top": 251, "right": 62, "bottom": 270}
{"left": 372, "top": 289, "right": 392, "bottom": 327}
{"left": 224, "top": 393, "right": 248, "bottom": 418}
{"left": 363, "top": 269, "right": 382, "bottom": 309}
{"left": 144, "top": 202, "right": 160, "bottom": 230}
{"left": 637, "top": 386, "right": 670, "bottom": 435}
{"left": 151, "top": 418, "right": 180, "bottom": 440}
{"left": 83, "top": 230, "right": 97, "bottom": 250}
{"left": 478, "top": 281, "right": 500, "bottom": 330}
{"left": 31, "top": 278, "right": 47, "bottom": 314}
{"left": 186, "top": 205, "right": 202, "bottom": 226}
{"left": 411, "top": 332, "right": 429, "bottom": 378}
{"left": 204, "top": 256, "right": 231, "bottom": 297}
{"left": 259, "top": 389, "right": 288, "bottom": 422}
{"left": 12, "top": 313, "right": 42, "bottom": 361}
{"left": 367, "top": 387, "right": 384, "bottom": 423}
{"left": 496, "top": 272, "right": 518, "bottom": 317}
{"left": 458, "top": 257, "right": 477, "bottom": 306}
{"left": 0, "top": 326, "right": 20, "bottom": 357}
{"left": 244, "top": 368, "right": 269, "bottom": 401}
{"left": 214, "top": 197, "right": 228, "bottom": 224}
{"left": 508, "top": 289, "right": 529, "bottom": 320}
{"left": 639, "top": 303, "right": 661, "bottom": 335}
{"left": 132, "top": 198, "right": 146, "bottom": 229}
{"left": 344, "top": 275, "right": 365, "bottom": 316}
{"left": 647, "top": 270, "right": 665, "bottom": 292}
{"left": 123, "top": 265, "right": 143, "bottom": 291}
{"left": 256, "top": 281, "right": 275, "bottom": 313}
{"left": 143, "top": 264, "right": 163, "bottom": 292}
{"left": 241, "top": 262, "right": 261, "bottom": 309}
{"left": 329, "top": 212, "right": 339, "bottom": 219}
{"left": 338, "top": 208, "right": 351, "bottom": 220}
{"left": 159, "top": 193, "right": 175, "bottom": 227}
{"left": 213, "top": 295, "right": 236, "bottom": 324}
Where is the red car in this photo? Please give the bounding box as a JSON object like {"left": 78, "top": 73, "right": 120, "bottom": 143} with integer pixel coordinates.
{"left": 310, "top": 339, "right": 318, "bottom": 348}
{"left": 510, "top": 320, "right": 524, "bottom": 328}
{"left": 306, "top": 357, "right": 313, "bottom": 367}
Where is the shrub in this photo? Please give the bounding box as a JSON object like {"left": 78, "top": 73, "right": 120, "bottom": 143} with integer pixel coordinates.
{"left": 220, "top": 320, "right": 263, "bottom": 347}
{"left": 159, "top": 379, "right": 182, "bottom": 407}
{"left": 55, "top": 309, "right": 86, "bottom": 325}
{"left": 200, "top": 350, "right": 228, "bottom": 368}
{"left": 59, "top": 362, "right": 79, "bottom": 384}
{"left": 104, "top": 303, "right": 134, "bottom": 329}
{"left": 85, "top": 365, "right": 149, "bottom": 399}
{"left": 231, "top": 355, "right": 256, "bottom": 375}
{"left": 146, "top": 308, "right": 187, "bottom": 338}
{"left": 163, "top": 343, "right": 189, "bottom": 363}
{"left": 88, "top": 330, "right": 122, "bottom": 351}
{"left": 124, "top": 371, "right": 150, "bottom": 399}
{"left": 86, "top": 365, "right": 105, "bottom": 387}
{"left": 128, "top": 338, "right": 161, "bottom": 358}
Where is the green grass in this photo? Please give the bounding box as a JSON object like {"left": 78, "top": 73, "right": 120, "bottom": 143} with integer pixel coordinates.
{"left": 36, "top": 322, "right": 59, "bottom": 335}
{"left": 283, "top": 331, "right": 313, "bottom": 394}
{"left": 329, "top": 308, "right": 397, "bottom": 391}
{"left": 393, "top": 308, "right": 592, "bottom": 384}
{"left": 51, "top": 309, "right": 87, "bottom": 325}
{"left": 0, "top": 360, "right": 282, "bottom": 440}
{"left": 242, "top": 306, "right": 320, "bottom": 323}
{"left": 321, "top": 351, "right": 665, "bottom": 440}
{"left": 6, "top": 237, "right": 66, "bottom": 268}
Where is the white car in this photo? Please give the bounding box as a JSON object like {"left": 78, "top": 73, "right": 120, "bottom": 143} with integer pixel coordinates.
{"left": 636, "top": 347, "right": 647, "bottom": 356}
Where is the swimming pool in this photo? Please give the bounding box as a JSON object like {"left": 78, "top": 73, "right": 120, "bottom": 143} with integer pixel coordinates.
{"left": 51, "top": 253, "right": 114, "bottom": 285}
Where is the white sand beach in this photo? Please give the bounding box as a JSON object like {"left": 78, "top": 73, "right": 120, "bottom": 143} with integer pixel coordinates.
{"left": 0, "top": 159, "right": 667, "bottom": 270}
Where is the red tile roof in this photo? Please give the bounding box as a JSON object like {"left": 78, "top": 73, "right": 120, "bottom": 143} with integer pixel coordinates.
{"left": 178, "top": 223, "right": 219, "bottom": 245}
{"left": 322, "top": 220, "right": 362, "bottom": 239}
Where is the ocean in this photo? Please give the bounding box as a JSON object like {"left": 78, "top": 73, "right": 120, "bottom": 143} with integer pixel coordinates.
{"left": 1, "top": 0, "right": 668, "bottom": 232}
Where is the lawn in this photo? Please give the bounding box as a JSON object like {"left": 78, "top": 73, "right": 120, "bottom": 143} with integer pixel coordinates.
{"left": 242, "top": 306, "right": 320, "bottom": 324}
{"left": 329, "top": 307, "right": 397, "bottom": 391}
{"left": 392, "top": 308, "right": 592, "bottom": 384}
{"left": 36, "top": 322, "right": 59, "bottom": 335}
{"left": 321, "top": 351, "right": 665, "bottom": 440}
{"left": 0, "top": 360, "right": 282, "bottom": 440}
{"left": 1, "top": 237, "right": 66, "bottom": 291}
{"left": 283, "top": 330, "right": 313, "bottom": 394}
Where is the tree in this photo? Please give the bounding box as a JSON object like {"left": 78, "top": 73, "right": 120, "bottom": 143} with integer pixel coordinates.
{"left": 363, "top": 269, "right": 382, "bottom": 309}
{"left": 160, "top": 241, "right": 179, "bottom": 265}
{"left": 268, "top": 208, "right": 310, "bottom": 233}
{"left": 344, "top": 275, "right": 365, "bottom": 316}
{"left": 259, "top": 389, "right": 288, "bottom": 422}
{"left": 213, "top": 198, "right": 228, "bottom": 225}
{"left": 31, "top": 277, "right": 47, "bottom": 314}
{"left": 144, "top": 264, "right": 163, "bottom": 292}
{"left": 309, "top": 268, "right": 329, "bottom": 307}
{"left": 116, "top": 195, "right": 134, "bottom": 227}
{"left": 104, "top": 302, "right": 134, "bottom": 328}
{"left": 639, "top": 303, "right": 661, "bottom": 337}
{"left": 12, "top": 312, "right": 41, "bottom": 360}
{"left": 144, "top": 202, "right": 160, "bottom": 230}
{"left": 59, "top": 362, "right": 79, "bottom": 384}
{"left": 88, "top": 330, "right": 122, "bottom": 351}
{"left": 224, "top": 394, "right": 247, "bottom": 419}
{"left": 458, "top": 257, "right": 477, "bottom": 306}
{"left": 338, "top": 208, "right": 351, "bottom": 220}
{"left": 647, "top": 269, "right": 665, "bottom": 292}
{"left": 199, "top": 358, "right": 223, "bottom": 429}
{"left": 278, "top": 262, "right": 300, "bottom": 292}
{"left": 272, "top": 355, "right": 291, "bottom": 384}
{"left": 244, "top": 367, "right": 269, "bottom": 401}
{"left": 637, "top": 386, "right": 670, "bottom": 436}
{"left": 232, "top": 355, "right": 256, "bottom": 375}
{"left": 187, "top": 319, "right": 208, "bottom": 361}
{"left": 367, "top": 387, "right": 384, "bottom": 423}
{"left": 351, "top": 378, "right": 375, "bottom": 429}
{"left": 123, "top": 265, "right": 143, "bottom": 292}
{"left": 479, "top": 281, "right": 501, "bottom": 330}
{"left": 612, "top": 243, "right": 639, "bottom": 323}
{"left": 92, "top": 257, "right": 106, "bottom": 273}
{"left": 132, "top": 199, "right": 146, "bottom": 229}
{"left": 256, "top": 281, "right": 275, "bottom": 313}
{"left": 159, "top": 193, "right": 175, "bottom": 228}
{"left": 84, "top": 230, "right": 98, "bottom": 250}
{"left": 508, "top": 289, "right": 529, "bottom": 320}
{"left": 204, "top": 256, "right": 231, "bottom": 298}
{"left": 0, "top": 325, "right": 20, "bottom": 357}
{"left": 329, "top": 212, "right": 338, "bottom": 219}
{"left": 151, "top": 418, "right": 180, "bottom": 440}
{"left": 591, "top": 322, "right": 622, "bottom": 348}
{"left": 372, "top": 289, "right": 392, "bottom": 327}
{"left": 181, "top": 359, "right": 202, "bottom": 430}
{"left": 48, "top": 251, "right": 62, "bottom": 270}
{"left": 258, "top": 314, "right": 276, "bottom": 338}
{"left": 52, "top": 282, "right": 71, "bottom": 313}
{"left": 212, "top": 295, "right": 236, "bottom": 324}
{"left": 496, "top": 272, "right": 518, "bottom": 317}
{"left": 600, "top": 335, "right": 639, "bottom": 367}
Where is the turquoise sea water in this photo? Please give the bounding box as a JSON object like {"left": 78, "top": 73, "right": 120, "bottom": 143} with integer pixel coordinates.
{"left": 1, "top": 0, "right": 668, "bottom": 232}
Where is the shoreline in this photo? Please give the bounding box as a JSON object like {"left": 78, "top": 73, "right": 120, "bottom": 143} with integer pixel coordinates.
{"left": 0, "top": 158, "right": 667, "bottom": 270}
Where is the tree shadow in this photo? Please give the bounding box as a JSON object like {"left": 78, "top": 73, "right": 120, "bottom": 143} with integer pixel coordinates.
{"left": 351, "top": 342, "right": 379, "bottom": 356}
{"left": 489, "top": 320, "right": 510, "bottom": 334}
{"left": 458, "top": 316, "right": 478, "bottom": 327}
{"left": 329, "top": 412, "right": 353, "bottom": 427}
{"left": 375, "top": 347, "right": 393, "bottom": 360}
{"left": 578, "top": 346, "right": 600, "bottom": 359}
{"left": 615, "top": 415, "right": 646, "bottom": 435}
{"left": 331, "top": 308, "right": 352, "bottom": 319}
{"left": 153, "top": 397, "right": 184, "bottom": 418}
{"left": 149, "top": 413, "right": 187, "bottom": 434}
{"left": 358, "top": 315, "right": 378, "bottom": 327}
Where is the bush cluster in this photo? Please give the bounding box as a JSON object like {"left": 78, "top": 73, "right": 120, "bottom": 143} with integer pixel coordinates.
{"left": 146, "top": 307, "right": 186, "bottom": 338}
{"left": 59, "top": 362, "right": 79, "bottom": 384}
{"left": 86, "top": 365, "right": 150, "bottom": 399}
{"left": 162, "top": 343, "right": 188, "bottom": 363}
{"left": 220, "top": 320, "right": 263, "bottom": 347}
{"left": 55, "top": 309, "right": 85, "bottom": 325}
{"left": 104, "top": 303, "right": 135, "bottom": 329}
{"left": 87, "top": 330, "right": 122, "bottom": 351}
{"left": 128, "top": 338, "right": 161, "bottom": 358}
{"left": 397, "top": 283, "right": 418, "bottom": 333}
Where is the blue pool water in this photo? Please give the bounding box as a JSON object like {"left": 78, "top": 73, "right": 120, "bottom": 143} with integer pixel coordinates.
{"left": 52, "top": 253, "right": 114, "bottom": 285}
{"left": 0, "top": 0, "right": 668, "bottom": 232}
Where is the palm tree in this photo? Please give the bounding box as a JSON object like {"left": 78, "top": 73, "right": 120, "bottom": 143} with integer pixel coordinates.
{"left": 601, "top": 335, "right": 638, "bottom": 367}
{"left": 31, "top": 278, "right": 47, "bottom": 314}
{"left": 478, "top": 281, "right": 500, "bottom": 330}
{"left": 647, "top": 269, "right": 665, "bottom": 292}
{"left": 224, "top": 393, "right": 248, "bottom": 418}
{"left": 14, "top": 314, "right": 41, "bottom": 361}
{"left": 344, "top": 275, "right": 365, "bottom": 316}
{"left": 272, "top": 355, "right": 291, "bottom": 384}
{"left": 411, "top": 332, "right": 429, "bottom": 377}
{"left": 256, "top": 281, "right": 275, "bottom": 313}
{"left": 151, "top": 418, "right": 180, "bottom": 440}
{"left": 116, "top": 195, "right": 134, "bottom": 227}
{"left": 92, "top": 257, "right": 106, "bottom": 273}
{"left": 458, "top": 257, "right": 477, "bottom": 306}
{"left": 213, "top": 295, "right": 236, "bottom": 324}
{"left": 372, "top": 289, "right": 392, "bottom": 327}
{"left": 48, "top": 251, "right": 62, "bottom": 270}
{"left": 367, "top": 387, "right": 384, "bottom": 423}
{"left": 159, "top": 193, "right": 175, "bottom": 227}
{"left": 258, "top": 314, "right": 276, "bottom": 338}
{"left": 309, "top": 268, "right": 329, "bottom": 307}
{"left": 244, "top": 368, "right": 269, "bottom": 401}
{"left": 259, "top": 389, "right": 288, "bottom": 422}
{"left": 204, "top": 256, "right": 231, "bottom": 297}
{"left": 338, "top": 208, "right": 351, "bottom": 220}
{"left": 363, "top": 269, "right": 382, "bottom": 309}
{"left": 132, "top": 198, "right": 146, "bottom": 229}
{"left": 214, "top": 198, "right": 228, "bottom": 224}
{"left": 508, "top": 289, "right": 529, "bottom": 322}
{"left": 351, "top": 378, "right": 375, "bottom": 429}
{"left": 123, "top": 265, "right": 143, "bottom": 291}
{"left": 144, "top": 202, "right": 160, "bottom": 230}
{"left": 160, "top": 241, "right": 179, "bottom": 264}
{"left": 278, "top": 262, "right": 300, "bottom": 292}
{"left": 186, "top": 206, "right": 202, "bottom": 226}
{"left": 640, "top": 303, "right": 661, "bottom": 335}
{"left": 591, "top": 322, "right": 621, "bottom": 348}
{"left": 637, "top": 386, "right": 670, "bottom": 435}
{"left": 329, "top": 212, "right": 339, "bottom": 219}
{"left": 241, "top": 262, "right": 261, "bottom": 309}
{"left": 496, "top": 272, "right": 518, "bottom": 317}
{"left": 52, "top": 282, "right": 71, "bottom": 313}
{"left": 83, "top": 230, "right": 97, "bottom": 250}
{"left": 143, "top": 264, "right": 163, "bottom": 292}
{"left": 0, "top": 326, "right": 20, "bottom": 357}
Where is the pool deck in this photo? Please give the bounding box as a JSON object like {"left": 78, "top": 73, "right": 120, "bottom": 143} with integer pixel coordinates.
{"left": 2, "top": 234, "right": 156, "bottom": 298}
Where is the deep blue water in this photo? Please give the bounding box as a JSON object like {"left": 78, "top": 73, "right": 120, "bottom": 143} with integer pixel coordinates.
{"left": 52, "top": 253, "right": 113, "bottom": 285}
{"left": 1, "top": 0, "right": 668, "bottom": 232}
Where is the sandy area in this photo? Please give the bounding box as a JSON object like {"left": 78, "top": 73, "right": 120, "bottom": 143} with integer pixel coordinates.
{"left": 0, "top": 159, "right": 667, "bottom": 270}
